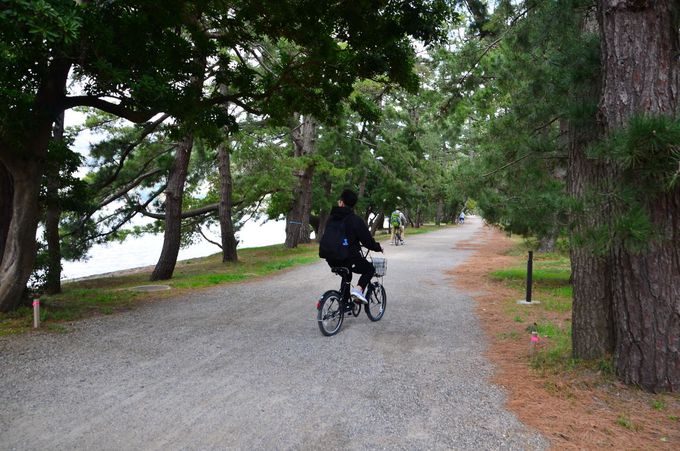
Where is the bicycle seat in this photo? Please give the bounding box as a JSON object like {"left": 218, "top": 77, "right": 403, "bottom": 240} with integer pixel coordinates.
{"left": 330, "top": 266, "right": 350, "bottom": 277}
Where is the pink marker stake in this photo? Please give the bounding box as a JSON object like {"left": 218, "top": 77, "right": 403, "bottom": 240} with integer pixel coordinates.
{"left": 33, "top": 299, "right": 40, "bottom": 329}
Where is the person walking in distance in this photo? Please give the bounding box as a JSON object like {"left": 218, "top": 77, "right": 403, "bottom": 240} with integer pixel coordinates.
{"left": 319, "top": 189, "right": 383, "bottom": 304}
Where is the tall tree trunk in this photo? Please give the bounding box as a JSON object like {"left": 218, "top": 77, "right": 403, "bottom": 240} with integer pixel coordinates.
{"left": 44, "top": 113, "right": 65, "bottom": 294}
{"left": 315, "top": 180, "right": 332, "bottom": 242}
{"left": 369, "top": 212, "right": 384, "bottom": 236}
{"left": 0, "top": 158, "right": 43, "bottom": 311}
{"left": 568, "top": 117, "right": 614, "bottom": 359}
{"left": 150, "top": 134, "right": 194, "bottom": 281}
{"left": 435, "top": 198, "right": 443, "bottom": 226}
{"left": 285, "top": 115, "right": 316, "bottom": 248}
{"left": 217, "top": 142, "right": 238, "bottom": 262}
{"left": 567, "top": 12, "right": 616, "bottom": 360}
{"left": 0, "top": 60, "right": 69, "bottom": 311}
{"left": 0, "top": 161, "right": 12, "bottom": 265}
{"left": 598, "top": 0, "right": 680, "bottom": 391}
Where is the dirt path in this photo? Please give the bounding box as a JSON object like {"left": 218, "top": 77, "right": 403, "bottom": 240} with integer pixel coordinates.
{"left": 0, "top": 217, "right": 546, "bottom": 450}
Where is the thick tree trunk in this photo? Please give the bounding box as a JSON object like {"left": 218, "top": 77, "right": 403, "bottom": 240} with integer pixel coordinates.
{"left": 568, "top": 118, "right": 615, "bottom": 359}
{"left": 0, "top": 60, "right": 69, "bottom": 311}
{"left": 598, "top": 0, "right": 680, "bottom": 391}
{"left": 150, "top": 135, "right": 194, "bottom": 281}
{"left": 217, "top": 142, "right": 238, "bottom": 262}
{"left": 568, "top": 11, "right": 615, "bottom": 361}
{"left": 369, "top": 212, "right": 384, "bottom": 236}
{"left": 285, "top": 116, "right": 316, "bottom": 248}
{"left": 435, "top": 198, "right": 444, "bottom": 226}
{"left": 315, "top": 180, "right": 332, "bottom": 242}
{"left": 0, "top": 158, "right": 43, "bottom": 311}
{"left": 0, "top": 161, "right": 12, "bottom": 265}
{"left": 45, "top": 113, "right": 65, "bottom": 294}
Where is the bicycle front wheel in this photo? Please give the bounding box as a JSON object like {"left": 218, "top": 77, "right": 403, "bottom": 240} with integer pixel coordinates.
{"left": 365, "top": 282, "right": 386, "bottom": 322}
{"left": 317, "top": 290, "right": 344, "bottom": 336}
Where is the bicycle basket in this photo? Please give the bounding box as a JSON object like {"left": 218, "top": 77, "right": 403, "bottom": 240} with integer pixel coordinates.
{"left": 371, "top": 256, "right": 387, "bottom": 276}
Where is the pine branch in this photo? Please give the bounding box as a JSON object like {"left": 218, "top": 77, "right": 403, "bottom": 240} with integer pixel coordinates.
{"left": 198, "top": 227, "right": 223, "bottom": 249}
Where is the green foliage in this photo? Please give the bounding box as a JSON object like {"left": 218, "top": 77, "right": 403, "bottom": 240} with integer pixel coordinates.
{"left": 616, "top": 415, "right": 643, "bottom": 432}
{"left": 593, "top": 115, "right": 680, "bottom": 192}
{"left": 579, "top": 114, "right": 680, "bottom": 253}
{"left": 439, "top": 0, "right": 601, "bottom": 241}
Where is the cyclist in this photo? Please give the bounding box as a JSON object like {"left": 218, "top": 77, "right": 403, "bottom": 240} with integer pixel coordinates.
{"left": 324, "top": 189, "right": 383, "bottom": 304}
{"left": 458, "top": 210, "right": 465, "bottom": 224}
{"left": 390, "top": 208, "right": 406, "bottom": 244}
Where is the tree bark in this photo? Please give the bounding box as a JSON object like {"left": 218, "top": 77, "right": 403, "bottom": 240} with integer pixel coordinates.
{"left": 217, "top": 142, "right": 238, "bottom": 262}
{"left": 0, "top": 60, "right": 69, "bottom": 311}
{"left": 598, "top": 0, "right": 680, "bottom": 391}
{"left": 0, "top": 158, "right": 43, "bottom": 311}
{"left": 150, "top": 134, "right": 194, "bottom": 281}
{"left": 0, "top": 161, "right": 12, "bottom": 266}
{"left": 285, "top": 115, "right": 316, "bottom": 248}
{"left": 315, "top": 180, "right": 332, "bottom": 242}
{"left": 567, "top": 11, "right": 616, "bottom": 361}
{"left": 435, "top": 198, "right": 444, "bottom": 226}
{"left": 369, "top": 212, "right": 384, "bottom": 236}
{"left": 45, "top": 113, "right": 65, "bottom": 294}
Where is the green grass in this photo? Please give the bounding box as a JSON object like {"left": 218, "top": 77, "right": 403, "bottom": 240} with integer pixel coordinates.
{"left": 651, "top": 399, "right": 667, "bottom": 411}
{"left": 616, "top": 415, "right": 643, "bottom": 431}
{"left": 0, "top": 225, "right": 446, "bottom": 335}
{"left": 530, "top": 320, "right": 573, "bottom": 371}
{"left": 491, "top": 268, "right": 571, "bottom": 284}
{"left": 490, "top": 243, "right": 576, "bottom": 372}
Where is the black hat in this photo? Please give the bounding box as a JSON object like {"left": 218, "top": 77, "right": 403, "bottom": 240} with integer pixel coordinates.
{"left": 339, "top": 189, "right": 358, "bottom": 207}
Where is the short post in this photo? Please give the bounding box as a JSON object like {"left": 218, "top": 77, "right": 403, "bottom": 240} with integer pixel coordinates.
{"left": 517, "top": 251, "right": 540, "bottom": 305}
{"left": 525, "top": 251, "right": 533, "bottom": 303}
{"left": 33, "top": 298, "right": 40, "bottom": 329}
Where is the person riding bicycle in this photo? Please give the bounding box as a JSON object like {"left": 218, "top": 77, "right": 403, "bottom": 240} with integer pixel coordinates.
{"left": 458, "top": 210, "right": 465, "bottom": 224}
{"left": 322, "top": 189, "right": 383, "bottom": 304}
{"left": 390, "top": 208, "right": 406, "bottom": 244}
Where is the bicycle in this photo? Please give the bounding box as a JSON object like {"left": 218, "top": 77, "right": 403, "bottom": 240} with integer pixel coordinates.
{"left": 316, "top": 252, "right": 387, "bottom": 336}
{"left": 393, "top": 227, "right": 404, "bottom": 246}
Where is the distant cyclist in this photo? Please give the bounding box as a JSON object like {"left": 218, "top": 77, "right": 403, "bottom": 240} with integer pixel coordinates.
{"left": 390, "top": 208, "right": 407, "bottom": 244}
{"left": 321, "top": 189, "right": 383, "bottom": 304}
{"left": 458, "top": 211, "right": 465, "bottom": 224}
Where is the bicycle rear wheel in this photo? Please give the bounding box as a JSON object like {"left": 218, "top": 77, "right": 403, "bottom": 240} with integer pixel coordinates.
{"left": 317, "top": 290, "right": 344, "bottom": 336}
{"left": 365, "top": 282, "right": 386, "bottom": 321}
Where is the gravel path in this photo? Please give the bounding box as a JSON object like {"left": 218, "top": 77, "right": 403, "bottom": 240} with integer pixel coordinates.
{"left": 0, "top": 217, "right": 547, "bottom": 450}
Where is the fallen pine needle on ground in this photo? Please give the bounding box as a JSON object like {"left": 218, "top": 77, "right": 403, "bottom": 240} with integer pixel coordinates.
{"left": 448, "top": 225, "right": 680, "bottom": 450}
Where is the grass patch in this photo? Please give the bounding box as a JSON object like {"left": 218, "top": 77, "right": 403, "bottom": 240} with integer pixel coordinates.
{"left": 490, "top": 268, "right": 571, "bottom": 284}
{"left": 651, "top": 399, "right": 667, "bottom": 411}
{"left": 616, "top": 415, "right": 643, "bottom": 432}
{"left": 530, "top": 320, "right": 573, "bottom": 372}
{"left": 490, "top": 242, "right": 575, "bottom": 373}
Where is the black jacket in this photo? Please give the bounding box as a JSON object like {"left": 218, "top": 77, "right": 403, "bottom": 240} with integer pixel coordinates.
{"left": 328, "top": 206, "right": 382, "bottom": 258}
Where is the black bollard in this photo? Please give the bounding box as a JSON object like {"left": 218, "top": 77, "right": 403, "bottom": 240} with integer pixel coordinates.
{"left": 525, "top": 251, "right": 533, "bottom": 303}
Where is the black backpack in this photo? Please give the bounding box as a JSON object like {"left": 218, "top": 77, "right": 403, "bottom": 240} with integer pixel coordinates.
{"left": 319, "top": 216, "right": 350, "bottom": 260}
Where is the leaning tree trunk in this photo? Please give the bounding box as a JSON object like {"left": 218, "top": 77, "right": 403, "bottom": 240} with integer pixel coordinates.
{"left": 0, "top": 61, "right": 68, "bottom": 311}
{"left": 0, "top": 157, "right": 43, "bottom": 311}
{"left": 0, "top": 161, "right": 12, "bottom": 265}
{"left": 369, "top": 212, "right": 384, "bottom": 236}
{"left": 598, "top": 0, "right": 680, "bottom": 391}
{"left": 44, "top": 113, "right": 65, "bottom": 294}
{"left": 150, "top": 135, "right": 194, "bottom": 281}
{"left": 285, "top": 115, "right": 316, "bottom": 248}
{"left": 217, "top": 142, "right": 238, "bottom": 262}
